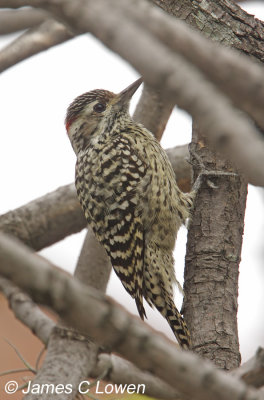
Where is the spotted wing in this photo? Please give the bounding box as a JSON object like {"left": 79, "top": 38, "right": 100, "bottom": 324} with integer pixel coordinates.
{"left": 78, "top": 137, "right": 148, "bottom": 319}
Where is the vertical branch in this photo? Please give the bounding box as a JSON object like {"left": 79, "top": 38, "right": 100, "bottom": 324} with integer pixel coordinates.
{"left": 74, "top": 229, "right": 111, "bottom": 290}
{"left": 184, "top": 126, "right": 247, "bottom": 369}
{"left": 133, "top": 84, "right": 173, "bottom": 141}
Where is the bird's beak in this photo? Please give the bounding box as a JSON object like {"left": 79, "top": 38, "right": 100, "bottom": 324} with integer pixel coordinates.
{"left": 116, "top": 78, "right": 143, "bottom": 106}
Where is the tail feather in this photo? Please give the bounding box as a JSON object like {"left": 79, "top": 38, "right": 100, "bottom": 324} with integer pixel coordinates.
{"left": 143, "top": 267, "right": 191, "bottom": 349}
{"left": 163, "top": 297, "right": 191, "bottom": 350}
{"left": 135, "top": 295, "right": 147, "bottom": 319}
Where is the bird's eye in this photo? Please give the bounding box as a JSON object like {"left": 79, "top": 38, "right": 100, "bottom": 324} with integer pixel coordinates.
{"left": 93, "top": 103, "right": 106, "bottom": 113}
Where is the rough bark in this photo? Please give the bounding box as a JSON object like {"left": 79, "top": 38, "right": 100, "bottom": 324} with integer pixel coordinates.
{"left": 152, "top": 0, "right": 264, "bottom": 62}
{"left": 184, "top": 129, "right": 247, "bottom": 369}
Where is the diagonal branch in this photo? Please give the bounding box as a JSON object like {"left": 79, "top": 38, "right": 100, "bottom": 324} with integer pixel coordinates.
{"left": 0, "top": 233, "right": 263, "bottom": 400}
{"left": 2, "top": 273, "right": 264, "bottom": 397}
{"left": 0, "top": 9, "right": 49, "bottom": 34}
{"left": 123, "top": 0, "right": 264, "bottom": 131}
{"left": 92, "top": 353, "right": 181, "bottom": 400}
{"left": 0, "top": 184, "right": 86, "bottom": 251}
{"left": 0, "top": 18, "right": 72, "bottom": 73}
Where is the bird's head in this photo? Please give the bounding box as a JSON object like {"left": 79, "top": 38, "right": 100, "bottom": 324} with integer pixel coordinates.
{"left": 65, "top": 78, "right": 142, "bottom": 154}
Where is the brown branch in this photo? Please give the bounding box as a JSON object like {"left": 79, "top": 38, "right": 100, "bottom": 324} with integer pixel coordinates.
{"left": 0, "top": 18, "right": 72, "bottom": 73}
{"left": 0, "top": 9, "right": 49, "bottom": 34}
{"left": 0, "top": 233, "right": 263, "bottom": 400}
{"left": 0, "top": 183, "right": 86, "bottom": 251}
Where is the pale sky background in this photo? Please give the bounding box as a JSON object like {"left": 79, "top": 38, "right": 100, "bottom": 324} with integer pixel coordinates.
{"left": 0, "top": 2, "right": 263, "bottom": 361}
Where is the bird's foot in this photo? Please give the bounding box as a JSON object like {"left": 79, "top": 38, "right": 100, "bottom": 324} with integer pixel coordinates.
{"left": 189, "top": 147, "right": 238, "bottom": 192}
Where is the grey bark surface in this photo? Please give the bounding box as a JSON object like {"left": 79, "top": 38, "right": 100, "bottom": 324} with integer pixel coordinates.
{"left": 184, "top": 129, "right": 247, "bottom": 369}
{"left": 152, "top": 0, "right": 264, "bottom": 62}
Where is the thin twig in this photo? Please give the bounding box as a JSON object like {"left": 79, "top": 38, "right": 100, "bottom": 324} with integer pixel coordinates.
{"left": 4, "top": 339, "right": 36, "bottom": 374}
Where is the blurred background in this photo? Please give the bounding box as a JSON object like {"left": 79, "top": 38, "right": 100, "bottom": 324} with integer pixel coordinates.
{"left": 0, "top": 2, "right": 263, "bottom": 398}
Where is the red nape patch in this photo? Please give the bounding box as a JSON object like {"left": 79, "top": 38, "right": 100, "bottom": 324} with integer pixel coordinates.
{"left": 65, "top": 119, "right": 73, "bottom": 133}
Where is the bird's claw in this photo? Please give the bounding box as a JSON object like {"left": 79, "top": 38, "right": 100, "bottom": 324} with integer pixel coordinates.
{"left": 189, "top": 147, "right": 238, "bottom": 191}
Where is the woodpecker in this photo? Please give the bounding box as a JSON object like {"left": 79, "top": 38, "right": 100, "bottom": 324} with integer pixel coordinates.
{"left": 65, "top": 78, "right": 192, "bottom": 349}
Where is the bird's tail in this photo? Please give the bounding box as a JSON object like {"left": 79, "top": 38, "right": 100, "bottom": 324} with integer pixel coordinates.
{"left": 135, "top": 294, "right": 147, "bottom": 320}
{"left": 162, "top": 295, "right": 191, "bottom": 350}
{"left": 144, "top": 271, "right": 191, "bottom": 349}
